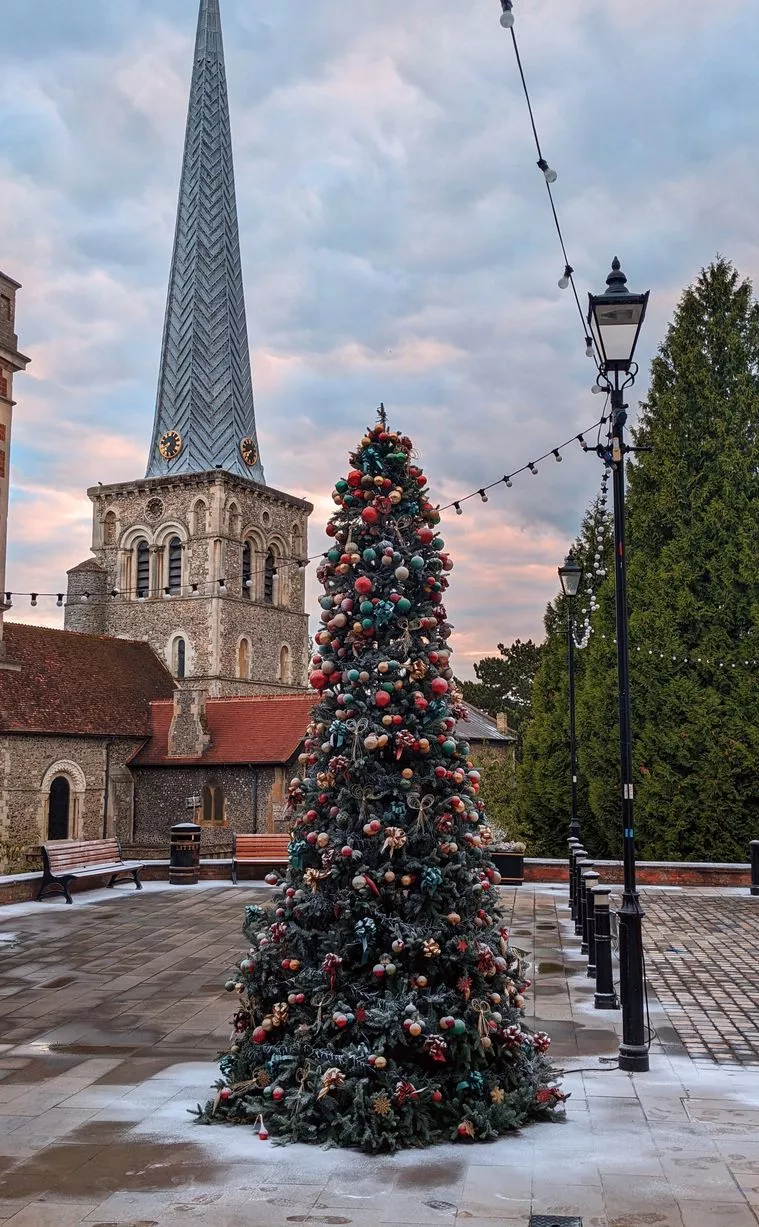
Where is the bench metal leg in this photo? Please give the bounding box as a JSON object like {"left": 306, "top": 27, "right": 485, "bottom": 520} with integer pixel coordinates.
{"left": 232, "top": 863, "right": 237, "bottom": 885}
{"left": 133, "top": 869, "right": 143, "bottom": 891}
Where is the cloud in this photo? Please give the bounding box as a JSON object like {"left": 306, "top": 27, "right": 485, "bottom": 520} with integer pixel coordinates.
{"left": 3, "top": 0, "right": 759, "bottom": 676}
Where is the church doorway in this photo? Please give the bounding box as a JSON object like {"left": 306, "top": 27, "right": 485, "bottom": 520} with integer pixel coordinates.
{"left": 48, "top": 776, "right": 70, "bottom": 840}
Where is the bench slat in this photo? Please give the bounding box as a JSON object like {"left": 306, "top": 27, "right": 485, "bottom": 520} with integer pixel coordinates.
{"left": 39, "top": 839, "right": 144, "bottom": 904}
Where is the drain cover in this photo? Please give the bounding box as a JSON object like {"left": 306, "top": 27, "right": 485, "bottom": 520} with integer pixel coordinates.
{"left": 529, "top": 1218, "right": 583, "bottom": 1227}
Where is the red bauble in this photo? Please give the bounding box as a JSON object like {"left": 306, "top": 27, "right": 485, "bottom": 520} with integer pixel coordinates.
{"left": 220, "top": 1087, "right": 231, "bottom": 1101}
{"left": 434, "top": 766, "right": 448, "bottom": 778}
{"left": 361, "top": 506, "right": 379, "bottom": 525}
{"left": 340, "top": 845, "right": 353, "bottom": 858}
{"left": 417, "top": 474, "right": 428, "bottom": 487}
{"left": 432, "top": 1090, "right": 443, "bottom": 1103}
{"left": 430, "top": 677, "right": 449, "bottom": 695}
{"left": 309, "top": 670, "right": 327, "bottom": 690}
{"left": 347, "top": 470, "right": 363, "bottom": 487}
{"left": 417, "top": 527, "right": 434, "bottom": 545}
{"left": 325, "top": 523, "right": 337, "bottom": 537}
{"left": 375, "top": 691, "right": 391, "bottom": 708}
{"left": 252, "top": 1027, "right": 267, "bottom": 1044}
{"left": 272, "top": 1087, "right": 285, "bottom": 1102}
{"left": 415, "top": 695, "right": 428, "bottom": 710}
{"left": 258, "top": 1127, "right": 269, "bottom": 1140}
{"left": 392, "top": 714, "right": 403, "bottom": 725}
{"left": 355, "top": 576, "right": 373, "bottom": 595}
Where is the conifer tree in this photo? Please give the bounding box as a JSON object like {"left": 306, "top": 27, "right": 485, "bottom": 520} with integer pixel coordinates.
{"left": 461, "top": 639, "right": 543, "bottom": 759}
{"left": 620, "top": 259, "right": 759, "bottom": 859}
{"left": 516, "top": 496, "right": 613, "bottom": 856}
{"left": 200, "top": 415, "right": 563, "bottom": 1151}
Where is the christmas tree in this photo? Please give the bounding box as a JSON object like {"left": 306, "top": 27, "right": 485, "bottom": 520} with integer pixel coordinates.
{"left": 201, "top": 413, "right": 563, "bottom": 1151}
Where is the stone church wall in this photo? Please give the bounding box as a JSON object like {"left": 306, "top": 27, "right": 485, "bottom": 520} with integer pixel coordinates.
{"left": 131, "top": 763, "right": 290, "bottom": 851}
{"left": 0, "top": 734, "right": 141, "bottom": 870}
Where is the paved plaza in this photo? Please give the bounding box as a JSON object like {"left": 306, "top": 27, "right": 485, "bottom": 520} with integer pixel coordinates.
{"left": 1, "top": 882, "right": 759, "bottom": 1226}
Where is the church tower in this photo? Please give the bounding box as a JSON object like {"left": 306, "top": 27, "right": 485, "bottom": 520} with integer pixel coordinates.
{"left": 66, "top": 0, "right": 311, "bottom": 697}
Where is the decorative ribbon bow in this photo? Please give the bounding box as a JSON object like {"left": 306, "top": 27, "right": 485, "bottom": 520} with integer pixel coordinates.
{"left": 345, "top": 718, "right": 369, "bottom": 762}
{"left": 408, "top": 792, "right": 435, "bottom": 833}
{"left": 355, "top": 917, "right": 377, "bottom": 964}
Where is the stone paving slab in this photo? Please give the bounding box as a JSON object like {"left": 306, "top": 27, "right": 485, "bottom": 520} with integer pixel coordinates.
{"left": 1, "top": 882, "right": 759, "bottom": 1225}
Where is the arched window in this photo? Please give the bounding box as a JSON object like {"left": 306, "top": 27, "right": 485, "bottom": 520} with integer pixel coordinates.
{"left": 291, "top": 523, "right": 302, "bottom": 557}
{"left": 202, "top": 784, "right": 226, "bottom": 825}
{"left": 103, "top": 511, "right": 117, "bottom": 546}
{"left": 264, "top": 551, "right": 276, "bottom": 604}
{"left": 48, "top": 776, "right": 70, "bottom": 840}
{"left": 193, "top": 500, "right": 208, "bottom": 535}
{"left": 242, "top": 541, "right": 253, "bottom": 598}
{"left": 167, "top": 537, "right": 182, "bottom": 594}
{"left": 136, "top": 539, "right": 150, "bottom": 599}
{"left": 279, "top": 644, "right": 291, "bottom": 685}
{"left": 228, "top": 503, "right": 241, "bottom": 538}
{"left": 172, "top": 636, "right": 187, "bottom": 680}
{"left": 237, "top": 638, "right": 251, "bottom": 679}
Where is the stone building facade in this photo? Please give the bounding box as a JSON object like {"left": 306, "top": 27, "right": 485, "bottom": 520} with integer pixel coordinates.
{"left": 65, "top": 470, "right": 311, "bottom": 697}
{"left": 0, "top": 623, "right": 175, "bottom": 871}
{"left": 128, "top": 691, "right": 313, "bottom": 853}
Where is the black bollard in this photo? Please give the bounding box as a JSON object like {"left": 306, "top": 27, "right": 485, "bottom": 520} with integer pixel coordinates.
{"left": 593, "top": 886, "right": 619, "bottom": 1009}
{"left": 568, "top": 837, "right": 581, "bottom": 918}
{"left": 584, "top": 870, "right": 600, "bottom": 976}
{"left": 580, "top": 860, "right": 595, "bottom": 953}
{"left": 574, "top": 855, "right": 589, "bottom": 937}
{"left": 751, "top": 841, "right": 759, "bottom": 897}
{"left": 571, "top": 847, "right": 586, "bottom": 927}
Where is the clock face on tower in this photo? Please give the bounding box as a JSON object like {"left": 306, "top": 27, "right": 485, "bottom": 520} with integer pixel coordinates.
{"left": 240, "top": 437, "right": 259, "bottom": 467}
{"left": 159, "top": 430, "right": 183, "bottom": 461}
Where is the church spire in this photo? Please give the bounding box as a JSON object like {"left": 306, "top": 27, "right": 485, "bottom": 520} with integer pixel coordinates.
{"left": 146, "top": 0, "right": 264, "bottom": 483}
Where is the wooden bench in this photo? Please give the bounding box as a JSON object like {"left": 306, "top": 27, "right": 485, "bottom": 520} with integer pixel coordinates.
{"left": 232, "top": 833, "right": 290, "bottom": 884}
{"left": 38, "top": 838, "right": 144, "bottom": 905}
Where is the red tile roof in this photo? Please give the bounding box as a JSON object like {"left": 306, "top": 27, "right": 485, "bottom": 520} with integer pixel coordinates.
{"left": 131, "top": 693, "right": 314, "bottom": 766}
{"left": 0, "top": 623, "right": 176, "bottom": 736}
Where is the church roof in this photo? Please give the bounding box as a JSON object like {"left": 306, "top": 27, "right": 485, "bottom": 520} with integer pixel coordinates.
{"left": 0, "top": 623, "right": 176, "bottom": 736}
{"left": 459, "top": 705, "right": 516, "bottom": 743}
{"left": 131, "top": 694, "right": 314, "bottom": 766}
{"left": 145, "top": 0, "right": 264, "bottom": 484}
{"left": 67, "top": 559, "right": 106, "bottom": 574}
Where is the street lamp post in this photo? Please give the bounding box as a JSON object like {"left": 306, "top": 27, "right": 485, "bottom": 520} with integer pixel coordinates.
{"left": 558, "top": 553, "right": 584, "bottom": 845}
{"left": 588, "top": 257, "right": 650, "bottom": 1074}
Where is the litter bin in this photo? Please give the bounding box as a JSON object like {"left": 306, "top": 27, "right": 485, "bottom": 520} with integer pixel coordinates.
{"left": 169, "top": 822, "right": 201, "bottom": 886}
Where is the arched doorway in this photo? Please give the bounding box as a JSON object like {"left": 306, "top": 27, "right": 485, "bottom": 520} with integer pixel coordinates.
{"left": 48, "top": 777, "right": 70, "bottom": 840}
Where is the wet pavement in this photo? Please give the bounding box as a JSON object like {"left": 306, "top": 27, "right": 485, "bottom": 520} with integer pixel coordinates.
{"left": 1, "top": 881, "right": 759, "bottom": 1226}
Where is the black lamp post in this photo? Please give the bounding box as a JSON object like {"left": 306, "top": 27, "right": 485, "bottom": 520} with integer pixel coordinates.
{"left": 558, "top": 552, "right": 583, "bottom": 844}
{"left": 588, "top": 257, "right": 649, "bottom": 1074}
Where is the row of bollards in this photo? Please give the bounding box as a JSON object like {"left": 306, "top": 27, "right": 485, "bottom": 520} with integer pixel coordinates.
{"left": 568, "top": 837, "right": 619, "bottom": 1010}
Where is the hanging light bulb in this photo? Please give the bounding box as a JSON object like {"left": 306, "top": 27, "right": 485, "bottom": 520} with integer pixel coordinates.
{"left": 503, "top": 476, "right": 513, "bottom": 488}
{"left": 29, "top": 593, "right": 38, "bottom": 607}
{"left": 537, "top": 158, "right": 557, "bottom": 184}
{"left": 81, "top": 592, "right": 90, "bottom": 604}
{"left": 552, "top": 449, "right": 562, "bottom": 463}
{"left": 528, "top": 462, "right": 538, "bottom": 475}
{"left": 219, "top": 579, "right": 228, "bottom": 596}
{"left": 4, "top": 593, "right": 11, "bottom": 608}
{"left": 499, "top": 0, "right": 515, "bottom": 27}
{"left": 191, "top": 583, "right": 200, "bottom": 597}
{"left": 164, "top": 586, "right": 173, "bottom": 598}
{"left": 591, "top": 383, "right": 605, "bottom": 395}
{"left": 56, "top": 594, "right": 64, "bottom": 608}
{"left": 454, "top": 502, "right": 463, "bottom": 516}
{"left": 558, "top": 264, "right": 573, "bottom": 290}
{"left": 577, "top": 434, "right": 588, "bottom": 451}
{"left": 585, "top": 337, "right": 595, "bottom": 359}
{"left": 479, "top": 489, "right": 489, "bottom": 503}
{"left": 110, "top": 589, "right": 119, "bottom": 599}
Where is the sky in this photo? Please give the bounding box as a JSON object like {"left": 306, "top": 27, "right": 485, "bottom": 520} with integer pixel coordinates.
{"left": 2, "top": 0, "right": 759, "bottom": 678}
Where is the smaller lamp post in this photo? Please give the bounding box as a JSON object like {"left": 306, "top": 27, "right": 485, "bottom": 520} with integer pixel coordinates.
{"left": 558, "top": 553, "right": 584, "bottom": 844}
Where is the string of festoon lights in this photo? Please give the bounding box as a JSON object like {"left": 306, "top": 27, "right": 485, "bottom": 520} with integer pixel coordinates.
{"left": 497, "top": 0, "right": 599, "bottom": 367}
{"left": 4, "top": 557, "right": 311, "bottom": 608}
{"left": 440, "top": 414, "right": 608, "bottom": 516}
{"left": 7, "top": 415, "right": 613, "bottom": 608}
